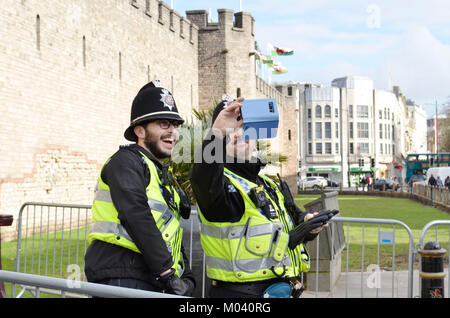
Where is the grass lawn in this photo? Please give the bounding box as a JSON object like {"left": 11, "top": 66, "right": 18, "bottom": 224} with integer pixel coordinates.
{"left": 1, "top": 194, "right": 449, "bottom": 297}
{"left": 295, "top": 194, "right": 450, "bottom": 271}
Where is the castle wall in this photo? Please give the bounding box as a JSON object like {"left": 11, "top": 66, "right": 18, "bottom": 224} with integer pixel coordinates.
{"left": 0, "top": 2, "right": 295, "bottom": 241}
{"left": 0, "top": 0, "right": 199, "bottom": 237}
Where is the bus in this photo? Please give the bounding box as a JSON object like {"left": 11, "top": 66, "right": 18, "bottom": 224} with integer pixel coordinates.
{"left": 405, "top": 153, "right": 450, "bottom": 183}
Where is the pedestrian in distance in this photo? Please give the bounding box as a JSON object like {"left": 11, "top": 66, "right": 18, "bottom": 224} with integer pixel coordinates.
{"left": 428, "top": 174, "right": 436, "bottom": 187}
{"left": 84, "top": 81, "right": 196, "bottom": 296}
{"left": 190, "top": 97, "right": 332, "bottom": 298}
{"left": 436, "top": 176, "right": 442, "bottom": 188}
{"left": 445, "top": 176, "right": 450, "bottom": 190}
{"left": 361, "top": 175, "right": 367, "bottom": 191}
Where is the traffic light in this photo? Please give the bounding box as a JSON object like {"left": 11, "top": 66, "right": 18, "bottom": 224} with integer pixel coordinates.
{"left": 298, "top": 160, "right": 302, "bottom": 169}
{"left": 358, "top": 158, "right": 365, "bottom": 167}
{"left": 371, "top": 158, "right": 375, "bottom": 168}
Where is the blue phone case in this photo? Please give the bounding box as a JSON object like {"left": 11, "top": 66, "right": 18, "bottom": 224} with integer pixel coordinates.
{"left": 240, "top": 98, "right": 279, "bottom": 140}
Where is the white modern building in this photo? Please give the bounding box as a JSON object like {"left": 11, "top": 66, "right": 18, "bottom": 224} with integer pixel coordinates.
{"left": 279, "top": 76, "right": 427, "bottom": 187}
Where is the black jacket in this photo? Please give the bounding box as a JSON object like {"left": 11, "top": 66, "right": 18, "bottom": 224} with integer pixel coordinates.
{"left": 190, "top": 133, "right": 308, "bottom": 226}
{"left": 84, "top": 144, "right": 195, "bottom": 289}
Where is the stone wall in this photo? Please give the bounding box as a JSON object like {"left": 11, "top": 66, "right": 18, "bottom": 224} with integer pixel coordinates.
{"left": 0, "top": 0, "right": 198, "bottom": 239}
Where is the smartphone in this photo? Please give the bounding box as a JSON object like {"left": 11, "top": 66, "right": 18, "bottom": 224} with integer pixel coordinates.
{"left": 240, "top": 98, "right": 279, "bottom": 140}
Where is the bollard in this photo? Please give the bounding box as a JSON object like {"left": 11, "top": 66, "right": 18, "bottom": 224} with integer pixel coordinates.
{"left": 0, "top": 214, "right": 14, "bottom": 298}
{"left": 418, "top": 241, "right": 447, "bottom": 298}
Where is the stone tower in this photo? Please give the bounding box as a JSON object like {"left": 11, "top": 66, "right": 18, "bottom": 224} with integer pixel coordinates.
{"left": 186, "top": 9, "right": 256, "bottom": 110}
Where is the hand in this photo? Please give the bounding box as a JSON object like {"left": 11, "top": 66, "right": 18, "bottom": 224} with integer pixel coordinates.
{"left": 288, "top": 213, "right": 329, "bottom": 249}
{"left": 304, "top": 212, "right": 328, "bottom": 234}
{"left": 159, "top": 269, "right": 195, "bottom": 296}
{"left": 211, "top": 97, "right": 244, "bottom": 138}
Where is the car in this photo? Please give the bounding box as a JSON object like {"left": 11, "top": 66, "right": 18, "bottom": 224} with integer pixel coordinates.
{"left": 298, "top": 176, "right": 328, "bottom": 191}
{"left": 325, "top": 178, "right": 340, "bottom": 187}
{"left": 408, "top": 174, "right": 426, "bottom": 184}
{"left": 373, "top": 179, "right": 399, "bottom": 191}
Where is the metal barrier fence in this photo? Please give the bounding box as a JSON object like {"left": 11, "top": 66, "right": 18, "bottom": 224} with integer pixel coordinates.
{"left": 0, "top": 270, "right": 185, "bottom": 298}
{"left": 13, "top": 202, "right": 92, "bottom": 297}
{"left": 326, "top": 216, "right": 415, "bottom": 298}
{"left": 5, "top": 201, "right": 448, "bottom": 298}
{"left": 419, "top": 220, "right": 450, "bottom": 298}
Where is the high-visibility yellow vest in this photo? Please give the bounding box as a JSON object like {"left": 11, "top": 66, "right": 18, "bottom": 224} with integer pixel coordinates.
{"left": 198, "top": 168, "right": 310, "bottom": 283}
{"left": 88, "top": 151, "right": 185, "bottom": 277}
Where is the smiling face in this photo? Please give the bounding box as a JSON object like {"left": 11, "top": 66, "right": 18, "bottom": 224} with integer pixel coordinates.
{"left": 135, "top": 119, "right": 179, "bottom": 159}
{"left": 225, "top": 127, "right": 257, "bottom": 161}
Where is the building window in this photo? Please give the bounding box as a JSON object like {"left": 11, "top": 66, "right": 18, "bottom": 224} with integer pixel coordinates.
{"left": 357, "top": 105, "right": 369, "bottom": 118}
{"left": 335, "top": 108, "right": 339, "bottom": 118}
{"left": 335, "top": 122, "right": 339, "bottom": 138}
{"left": 307, "top": 108, "right": 312, "bottom": 119}
{"left": 379, "top": 110, "right": 382, "bottom": 119}
{"left": 325, "top": 105, "right": 331, "bottom": 118}
{"left": 325, "top": 142, "right": 332, "bottom": 154}
{"left": 325, "top": 122, "right": 331, "bottom": 139}
{"left": 237, "top": 88, "right": 241, "bottom": 98}
{"left": 392, "top": 144, "right": 396, "bottom": 156}
{"left": 308, "top": 143, "right": 312, "bottom": 155}
{"left": 349, "top": 105, "right": 353, "bottom": 118}
{"left": 288, "top": 129, "right": 291, "bottom": 141}
{"left": 380, "top": 143, "right": 383, "bottom": 154}
{"left": 287, "top": 86, "right": 293, "bottom": 96}
{"left": 349, "top": 122, "right": 354, "bottom": 139}
{"left": 315, "top": 105, "right": 322, "bottom": 118}
{"left": 379, "top": 123, "right": 383, "bottom": 139}
{"left": 316, "top": 143, "right": 323, "bottom": 154}
{"left": 335, "top": 142, "right": 340, "bottom": 154}
{"left": 359, "top": 143, "right": 369, "bottom": 154}
{"left": 315, "top": 122, "right": 322, "bottom": 139}
{"left": 350, "top": 143, "right": 354, "bottom": 154}
{"left": 392, "top": 125, "right": 395, "bottom": 141}
{"left": 308, "top": 122, "right": 312, "bottom": 140}
{"left": 357, "top": 122, "right": 369, "bottom": 139}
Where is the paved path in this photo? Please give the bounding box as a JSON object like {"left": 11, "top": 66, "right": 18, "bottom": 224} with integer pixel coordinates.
{"left": 302, "top": 270, "right": 448, "bottom": 298}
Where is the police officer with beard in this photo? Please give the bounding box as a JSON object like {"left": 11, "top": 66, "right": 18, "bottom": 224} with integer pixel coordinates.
{"left": 84, "top": 82, "right": 195, "bottom": 296}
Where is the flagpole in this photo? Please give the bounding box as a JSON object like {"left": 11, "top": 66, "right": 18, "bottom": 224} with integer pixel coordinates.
{"left": 435, "top": 100, "right": 438, "bottom": 154}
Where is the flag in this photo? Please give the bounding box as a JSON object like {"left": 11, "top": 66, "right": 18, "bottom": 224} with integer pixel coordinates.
{"left": 269, "top": 43, "right": 294, "bottom": 56}
{"left": 255, "top": 51, "right": 273, "bottom": 64}
{"left": 272, "top": 65, "right": 288, "bottom": 74}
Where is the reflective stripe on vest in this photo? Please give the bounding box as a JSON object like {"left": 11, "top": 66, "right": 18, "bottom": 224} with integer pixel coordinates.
{"left": 198, "top": 168, "right": 310, "bottom": 282}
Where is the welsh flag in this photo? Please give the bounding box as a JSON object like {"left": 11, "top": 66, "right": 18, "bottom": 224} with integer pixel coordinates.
{"left": 272, "top": 65, "right": 288, "bottom": 74}
{"left": 255, "top": 51, "right": 273, "bottom": 64}
{"left": 269, "top": 43, "right": 294, "bottom": 56}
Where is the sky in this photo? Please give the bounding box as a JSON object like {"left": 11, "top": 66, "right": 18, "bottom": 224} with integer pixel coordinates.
{"left": 170, "top": 0, "right": 450, "bottom": 118}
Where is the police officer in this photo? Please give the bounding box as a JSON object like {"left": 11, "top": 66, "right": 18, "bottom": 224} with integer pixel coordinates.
{"left": 84, "top": 81, "right": 195, "bottom": 296}
{"left": 190, "top": 98, "right": 329, "bottom": 298}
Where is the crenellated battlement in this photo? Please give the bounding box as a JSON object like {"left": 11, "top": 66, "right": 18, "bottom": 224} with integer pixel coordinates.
{"left": 186, "top": 8, "right": 254, "bottom": 35}
{"left": 129, "top": 0, "right": 199, "bottom": 44}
